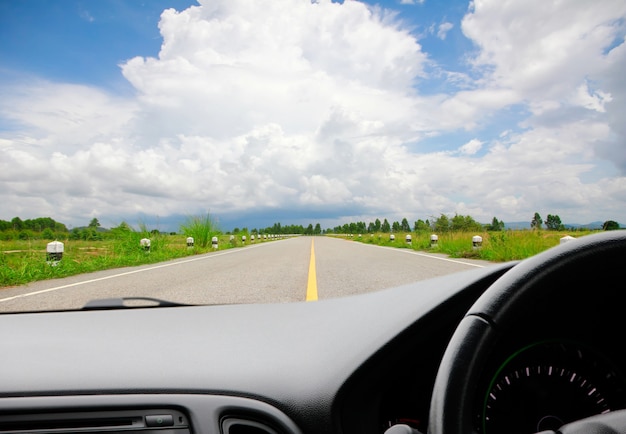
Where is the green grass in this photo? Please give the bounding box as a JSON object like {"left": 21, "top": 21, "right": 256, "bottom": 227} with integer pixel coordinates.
{"left": 179, "top": 213, "right": 220, "bottom": 248}
{"left": 1, "top": 229, "right": 601, "bottom": 288}
{"left": 343, "top": 230, "right": 598, "bottom": 262}
{"left": 0, "top": 234, "right": 278, "bottom": 288}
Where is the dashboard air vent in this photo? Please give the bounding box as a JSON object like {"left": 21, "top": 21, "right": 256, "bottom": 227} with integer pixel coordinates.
{"left": 221, "top": 418, "right": 280, "bottom": 434}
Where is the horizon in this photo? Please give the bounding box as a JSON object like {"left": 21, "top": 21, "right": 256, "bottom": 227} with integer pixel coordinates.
{"left": 1, "top": 213, "right": 620, "bottom": 234}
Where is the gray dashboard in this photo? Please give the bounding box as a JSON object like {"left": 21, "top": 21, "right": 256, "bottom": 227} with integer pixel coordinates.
{"left": 0, "top": 264, "right": 513, "bottom": 434}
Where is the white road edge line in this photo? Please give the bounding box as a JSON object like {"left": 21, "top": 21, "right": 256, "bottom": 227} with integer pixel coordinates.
{"left": 0, "top": 243, "right": 268, "bottom": 303}
{"left": 361, "top": 242, "right": 486, "bottom": 268}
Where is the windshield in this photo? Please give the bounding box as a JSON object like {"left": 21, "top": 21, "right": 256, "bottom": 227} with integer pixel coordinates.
{"left": 1, "top": 0, "right": 624, "bottom": 313}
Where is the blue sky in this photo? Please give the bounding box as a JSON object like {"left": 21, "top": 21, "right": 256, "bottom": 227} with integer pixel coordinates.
{"left": 1, "top": 0, "right": 625, "bottom": 231}
{"left": 0, "top": 1, "right": 196, "bottom": 91}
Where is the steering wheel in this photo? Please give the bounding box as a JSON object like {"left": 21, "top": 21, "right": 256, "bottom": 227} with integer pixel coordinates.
{"left": 427, "top": 230, "right": 626, "bottom": 434}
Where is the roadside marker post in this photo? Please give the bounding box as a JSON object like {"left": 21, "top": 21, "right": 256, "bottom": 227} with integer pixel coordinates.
{"left": 46, "top": 241, "right": 64, "bottom": 265}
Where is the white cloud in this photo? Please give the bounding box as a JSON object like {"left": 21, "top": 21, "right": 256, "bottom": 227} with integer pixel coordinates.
{"left": 1, "top": 0, "right": 625, "bottom": 229}
{"left": 462, "top": 0, "right": 626, "bottom": 100}
{"left": 437, "top": 22, "right": 453, "bottom": 40}
{"left": 0, "top": 82, "right": 137, "bottom": 148}
{"left": 570, "top": 83, "right": 613, "bottom": 113}
{"left": 460, "top": 0, "right": 626, "bottom": 176}
{"left": 460, "top": 139, "right": 482, "bottom": 155}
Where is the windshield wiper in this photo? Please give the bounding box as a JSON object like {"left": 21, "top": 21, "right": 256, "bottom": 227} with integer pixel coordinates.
{"left": 82, "top": 297, "right": 189, "bottom": 311}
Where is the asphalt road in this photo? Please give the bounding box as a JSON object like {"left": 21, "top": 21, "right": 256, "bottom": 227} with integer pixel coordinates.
{"left": 0, "top": 236, "right": 493, "bottom": 312}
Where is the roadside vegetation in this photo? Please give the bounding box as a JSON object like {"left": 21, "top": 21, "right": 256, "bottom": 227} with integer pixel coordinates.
{"left": 337, "top": 229, "right": 598, "bottom": 262}
{"left": 0, "top": 214, "right": 284, "bottom": 288}
{"left": 329, "top": 213, "right": 620, "bottom": 261}
{"left": 0, "top": 233, "right": 276, "bottom": 288}
{"left": 0, "top": 213, "right": 621, "bottom": 288}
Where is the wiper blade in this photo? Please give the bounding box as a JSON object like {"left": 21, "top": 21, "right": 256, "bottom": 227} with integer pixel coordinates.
{"left": 82, "top": 297, "right": 189, "bottom": 311}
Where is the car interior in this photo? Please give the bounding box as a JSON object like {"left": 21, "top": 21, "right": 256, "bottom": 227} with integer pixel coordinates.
{"left": 1, "top": 230, "right": 625, "bottom": 434}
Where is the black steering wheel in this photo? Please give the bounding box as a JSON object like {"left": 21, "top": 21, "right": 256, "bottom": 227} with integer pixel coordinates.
{"left": 427, "top": 230, "right": 626, "bottom": 434}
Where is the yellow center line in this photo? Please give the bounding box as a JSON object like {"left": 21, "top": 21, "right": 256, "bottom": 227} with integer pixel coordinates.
{"left": 306, "top": 238, "right": 318, "bottom": 301}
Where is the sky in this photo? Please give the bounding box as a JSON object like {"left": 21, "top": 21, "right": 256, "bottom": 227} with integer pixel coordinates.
{"left": 1, "top": 0, "right": 625, "bottom": 232}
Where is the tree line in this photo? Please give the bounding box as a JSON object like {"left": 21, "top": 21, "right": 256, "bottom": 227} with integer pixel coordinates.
{"left": 1, "top": 212, "right": 621, "bottom": 242}
{"left": 328, "top": 213, "right": 620, "bottom": 234}
{"left": 0, "top": 217, "right": 69, "bottom": 240}
{"left": 0, "top": 216, "right": 68, "bottom": 233}
{"left": 327, "top": 214, "right": 492, "bottom": 235}
{"left": 230, "top": 222, "right": 322, "bottom": 236}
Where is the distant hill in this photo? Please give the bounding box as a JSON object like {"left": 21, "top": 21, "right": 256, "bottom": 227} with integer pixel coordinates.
{"left": 503, "top": 221, "right": 621, "bottom": 230}
{"left": 563, "top": 221, "right": 605, "bottom": 230}
{"left": 503, "top": 221, "right": 531, "bottom": 230}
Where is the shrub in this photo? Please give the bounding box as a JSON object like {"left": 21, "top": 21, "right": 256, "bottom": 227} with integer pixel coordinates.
{"left": 180, "top": 213, "right": 220, "bottom": 248}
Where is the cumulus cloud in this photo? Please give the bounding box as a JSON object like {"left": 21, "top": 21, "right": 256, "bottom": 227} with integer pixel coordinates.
{"left": 1, "top": 0, "right": 625, "bottom": 229}
{"left": 460, "top": 0, "right": 626, "bottom": 175}
{"left": 0, "top": 82, "right": 136, "bottom": 147}
{"left": 462, "top": 1, "right": 625, "bottom": 93}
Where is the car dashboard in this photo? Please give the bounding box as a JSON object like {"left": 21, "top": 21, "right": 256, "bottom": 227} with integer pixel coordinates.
{"left": 1, "top": 231, "right": 624, "bottom": 434}
{"left": 337, "top": 251, "right": 626, "bottom": 434}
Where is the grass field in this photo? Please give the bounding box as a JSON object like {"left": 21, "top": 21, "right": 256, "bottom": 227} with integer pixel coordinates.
{"left": 0, "top": 233, "right": 274, "bottom": 288}
{"left": 337, "top": 229, "right": 598, "bottom": 262}
{"left": 0, "top": 230, "right": 600, "bottom": 288}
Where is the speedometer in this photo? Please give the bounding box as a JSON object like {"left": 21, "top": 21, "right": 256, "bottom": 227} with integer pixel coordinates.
{"left": 480, "top": 341, "right": 626, "bottom": 434}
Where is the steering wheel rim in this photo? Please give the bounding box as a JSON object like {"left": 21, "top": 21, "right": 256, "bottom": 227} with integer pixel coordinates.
{"left": 427, "top": 230, "right": 626, "bottom": 434}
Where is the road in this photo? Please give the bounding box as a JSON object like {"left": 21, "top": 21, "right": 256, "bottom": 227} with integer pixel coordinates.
{"left": 0, "top": 236, "right": 493, "bottom": 312}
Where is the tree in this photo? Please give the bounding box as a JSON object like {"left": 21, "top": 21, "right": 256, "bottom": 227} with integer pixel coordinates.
{"left": 25, "top": 217, "right": 57, "bottom": 231}
{"left": 82, "top": 227, "right": 102, "bottom": 241}
{"left": 488, "top": 217, "right": 505, "bottom": 231}
{"left": 381, "top": 219, "right": 390, "bottom": 232}
{"left": 374, "top": 218, "right": 381, "bottom": 232}
{"left": 450, "top": 214, "right": 464, "bottom": 231}
{"left": 54, "top": 221, "right": 68, "bottom": 232}
{"left": 545, "top": 214, "right": 564, "bottom": 231}
{"left": 450, "top": 214, "right": 483, "bottom": 232}
{"left": 314, "top": 223, "right": 321, "bottom": 235}
{"left": 414, "top": 219, "right": 429, "bottom": 232}
{"left": 11, "top": 217, "right": 23, "bottom": 231}
{"left": 355, "top": 221, "right": 366, "bottom": 234}
{"left": 69, "top": 228, "right": 82, "bottom": 240}
{"left": 531, "top": 212, "right": 543, "bottom": 230}
{"left": 400, "top": 218, "right": 410, "bottom": 232}
{"left": 0, "top": 219, "right": 11, "bottom": 231}
{"left": 42, "top": 228, "right": 55, "bottom": 240}
{"left": 391, "top": 221, "right": 400, "bottom": 232}
{"left": 434, "top": 214, "right": 450, "bottom": 233}
{"left": 88, "top": 218, "right": 101, "bottom": 229}
{"left": 603, "top": 220, "right": 620, "bottom": 231}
